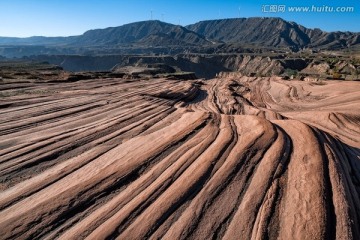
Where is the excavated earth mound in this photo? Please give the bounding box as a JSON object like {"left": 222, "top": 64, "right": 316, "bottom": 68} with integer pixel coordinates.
{"left": 0, "top": 76, "right": 359, "bottom": 239}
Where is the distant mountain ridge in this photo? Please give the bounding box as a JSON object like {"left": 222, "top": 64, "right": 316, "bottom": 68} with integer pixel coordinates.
{"left": 0, "top": 36, "right": 76, "bottom": 46}
{"left": 0, "top": 18, "right": 359, "bottom": 53}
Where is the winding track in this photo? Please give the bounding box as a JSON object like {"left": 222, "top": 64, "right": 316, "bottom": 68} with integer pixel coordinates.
{"left": 0, "top": 76, "right": 359, "bottom": 239}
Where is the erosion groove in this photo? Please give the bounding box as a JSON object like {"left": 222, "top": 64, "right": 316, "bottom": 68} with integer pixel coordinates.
{"left": 0, "top": 76, "right": 359, "bottom": 239}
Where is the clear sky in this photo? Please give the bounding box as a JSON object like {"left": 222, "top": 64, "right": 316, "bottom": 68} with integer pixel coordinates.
{"left": 0, "top": 0, "right": 359, "bottom": 37}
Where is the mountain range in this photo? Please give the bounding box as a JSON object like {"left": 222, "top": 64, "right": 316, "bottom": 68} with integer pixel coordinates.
{"left": 0, "top": 17, "right": 359, "bottom": 55}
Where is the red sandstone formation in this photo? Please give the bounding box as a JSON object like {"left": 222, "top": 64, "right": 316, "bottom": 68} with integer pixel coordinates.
{"left": 0, "top": 76, "right": 359, "bottom": 239}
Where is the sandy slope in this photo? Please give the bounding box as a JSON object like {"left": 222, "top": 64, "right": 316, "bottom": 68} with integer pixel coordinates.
{"left": 0, "top": 76, "right": 359, "bottom": 239}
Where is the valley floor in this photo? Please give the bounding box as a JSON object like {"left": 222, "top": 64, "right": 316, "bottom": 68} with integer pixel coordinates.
{"left": 0, "top": 76, "right": 359, "bottom": 239}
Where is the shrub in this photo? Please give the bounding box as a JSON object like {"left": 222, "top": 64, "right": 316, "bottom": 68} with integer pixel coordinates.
{"left": 283, "top": 68, "right": 298, "bottom": 78}
{"left": 332, "top": 72, "right": 342, "bottom": 79}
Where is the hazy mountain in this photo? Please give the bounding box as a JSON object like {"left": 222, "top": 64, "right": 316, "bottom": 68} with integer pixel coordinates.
{"left": 186, "top": 17, "right": 360, "bottom": 49}
{"left": 0, "top": 36, "right": 76, "bottom": 46}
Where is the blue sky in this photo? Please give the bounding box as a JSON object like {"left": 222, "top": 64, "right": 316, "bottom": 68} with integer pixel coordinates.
{"left": 0, "top": 0, "right": 359, "bottom": 37}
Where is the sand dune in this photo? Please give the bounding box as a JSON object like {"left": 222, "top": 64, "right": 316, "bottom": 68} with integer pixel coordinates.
{"left": 0, "top": 76, "right": 359, "bottom": 239}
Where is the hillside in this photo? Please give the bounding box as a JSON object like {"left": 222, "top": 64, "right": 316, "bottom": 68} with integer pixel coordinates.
{"left": 187, "top": 17, "right": 360, "bottom": 50}
{"left": 74, "top": 20, "right": 210, "bottom": 46}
